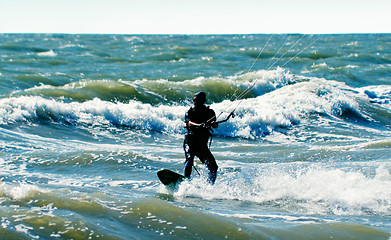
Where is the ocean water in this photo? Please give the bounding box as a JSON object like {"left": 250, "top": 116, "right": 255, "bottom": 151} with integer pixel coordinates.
{"left": 0, "top": 33, "right": 390, "bottom": 239}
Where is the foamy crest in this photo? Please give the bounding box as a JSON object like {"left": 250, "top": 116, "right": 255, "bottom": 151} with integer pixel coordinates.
{"left": 174, "top": 162, "right": 391, "bottom": 216}
{"left": 0, "top": 96, "right": 186, "bottom": 134}
{"left": 212, "top": 78, "right": 361, "bottom": 138}
{"left": 360, "top": 85, "right": 391, "bottom": 109}
{"left": 0, "top": 182, "right": 40, "bottom": 200}
{"left": 37, "top": 49, "right": 57, "bottom": 57}
{"left": 229, "top": 67, "right": 297, "bottom": 96}
{"left": 0, "top": 75, "right": 364, "bottom": 139}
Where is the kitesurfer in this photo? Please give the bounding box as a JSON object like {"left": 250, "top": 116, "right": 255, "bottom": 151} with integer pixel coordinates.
{"left": 184, "top": 91, "right": 218, "bottom": 184}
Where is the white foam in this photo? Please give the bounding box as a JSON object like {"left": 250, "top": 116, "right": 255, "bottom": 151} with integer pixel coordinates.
{"left": 0, "top": 75, "right": 371, "bottom": 139}
{"left": 359, "top": 85, "right": 391, "bottom": 109}
{"left": 0, "top": 96, "right": 186, "bottom": 133}
{"left": 0, "top": 182, "right": 40, "bottom": 200}
{"left": 37, "top": 50, "right": 56, "bottom": 57}
{"left": 212, "top": 78, "right": 360, "bottom": 138}
{"left": 174, "top": 162, "right": 391, "bottom": 216}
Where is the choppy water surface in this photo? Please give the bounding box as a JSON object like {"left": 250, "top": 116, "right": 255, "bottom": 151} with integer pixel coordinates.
{"left": 0, "top": 34, "right": 391, "bottom": 239}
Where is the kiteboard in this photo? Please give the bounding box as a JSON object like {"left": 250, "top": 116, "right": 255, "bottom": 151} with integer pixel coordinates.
{"left": 157, "top": 169, "right": 186, "bottom": 186}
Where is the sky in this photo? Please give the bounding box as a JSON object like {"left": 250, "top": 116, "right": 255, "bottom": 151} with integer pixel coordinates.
{"left": 0, "top": 0, "right": 390, "bottom": 34}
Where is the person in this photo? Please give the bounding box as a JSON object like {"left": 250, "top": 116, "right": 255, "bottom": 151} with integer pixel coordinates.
{"left": 183, "top": 91, "right": 219, "bottom": 184}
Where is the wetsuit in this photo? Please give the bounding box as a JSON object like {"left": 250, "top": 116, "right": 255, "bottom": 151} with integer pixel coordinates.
{"left": 184, "top": 104, "right": 218, "bottom": 184}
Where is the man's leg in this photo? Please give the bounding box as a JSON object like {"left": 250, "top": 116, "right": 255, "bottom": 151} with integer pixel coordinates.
{"left": 184, "top": 154, "right": 194, "bottom": 178}
{"left": 199, "top": 148, "right": 218, "bottom": 184}
{"left": 183, "top": 139, "right": 194, "bottom": 178}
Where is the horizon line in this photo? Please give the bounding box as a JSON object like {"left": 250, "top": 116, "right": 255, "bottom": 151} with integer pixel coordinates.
{"left": 1, "top": 32, "right": 390, "bottom": 35}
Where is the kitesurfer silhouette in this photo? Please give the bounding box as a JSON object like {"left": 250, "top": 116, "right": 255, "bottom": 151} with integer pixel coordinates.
{"left": 184, "top": 91, "right": 218, "bottom": 184}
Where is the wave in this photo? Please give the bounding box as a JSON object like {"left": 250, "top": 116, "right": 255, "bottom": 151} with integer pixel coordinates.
{"left": 2, "top": 181, "right": 388, "bottom": 240}
{"left": 0, "top": 181, "right": 125, "bottom": 239}
{"left": 0, "top": 96, "right": 187, "bottom": 136}
{"left": 173, "top": 161, "right": 391, "bottom": 217}
{"left": 8, "top": 68, "right": 296, "bottom": 105}
{"left": 2, "top": 69, "right": 390, "bottom": 138}
{"left": 2, "top": 74, "right": 390, "bottom": 138}
{"left": 360, "top": 85, "right": 391, "bottom": 107}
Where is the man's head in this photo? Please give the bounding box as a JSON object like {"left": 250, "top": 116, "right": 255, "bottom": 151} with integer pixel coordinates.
{"left": 193, "top": 91, "right": 206, "bottom": 107}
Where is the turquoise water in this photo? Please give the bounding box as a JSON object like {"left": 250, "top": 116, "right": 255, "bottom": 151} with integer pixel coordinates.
{"left": 1, "top": 34, "right": 391, "bottom": 239}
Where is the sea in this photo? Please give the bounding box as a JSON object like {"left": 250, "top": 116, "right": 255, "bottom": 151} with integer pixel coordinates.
{"left": 0, "top": 33, "right": 390, "bottom": 239}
